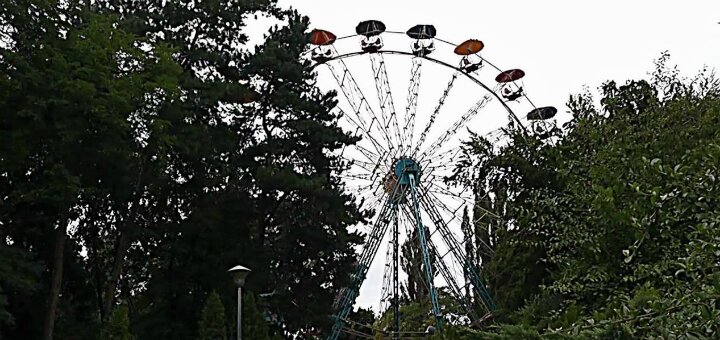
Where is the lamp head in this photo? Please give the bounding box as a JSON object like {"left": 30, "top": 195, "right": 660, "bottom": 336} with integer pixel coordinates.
{"left": 228, "top": 265, "right": 251, "bottom": 287}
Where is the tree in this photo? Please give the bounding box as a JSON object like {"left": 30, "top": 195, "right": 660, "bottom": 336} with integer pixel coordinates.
{"left": 401, "top": 228, "right": 427, "bottom": 302}
{"left": 0, "top": 1, "right": 367, "bottom": 338}
{"left": 88, "top": 0, "right": 277, "bottom": 319}
{"left": 339, "top": 307, "right": 375, "bottom": 340}
{"left": 1, "top": 4, "right": 181, "bottom": 338}
{"left": 461, "top": 55, "right": 720, "bottom": 337}
{"left": 80, "top": 6, "right": 363, "bottom": 339}
{"left": 401, "top": 224, "right": 436, "bottom": 303}
{"left": 459, "top": 207, "right": 475, "bottom": 299}
{"left": 101, "top": 304, "right": 134, "bottom": 340}
{"left": 198, "top": 292, "right": 226, "bottom": 340}
{"left": 0, "top": 245, "right": 40, "bottom": 330}
{"left": 241, "top": 293, "right": 270, "bottom": 340}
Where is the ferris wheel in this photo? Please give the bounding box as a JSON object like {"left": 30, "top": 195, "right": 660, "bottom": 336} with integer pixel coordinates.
{"left": 306, "top": 20, "right": 557, "bottom": 339}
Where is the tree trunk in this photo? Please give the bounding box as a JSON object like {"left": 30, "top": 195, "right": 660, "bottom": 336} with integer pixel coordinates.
{"left": 101, "top": 228, "right": 132, "bottom": 318}
{"left": 42, "top": 225, "right": 67, "bottom": 340}
{"left": 102, "top": 163, "right": 144, "bottom": 318}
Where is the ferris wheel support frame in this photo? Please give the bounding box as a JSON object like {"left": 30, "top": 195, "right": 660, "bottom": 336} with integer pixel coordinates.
{"left": 328, "top": 164, "right": 496, "bottom": 340}
{"left": 311, "top": 26, "right": 550, "bottom": 338}
{"left": 329, "top": 180, "right": 404, "bottom": 340}
{"left": 408, "top": 174, "right": 443, "bottom": 332}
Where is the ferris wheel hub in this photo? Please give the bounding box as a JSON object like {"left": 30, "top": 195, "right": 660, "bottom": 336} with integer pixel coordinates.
{"left": 393, "top": 157, "right": 421, "bottom": 184}
{"left": 383, "top": 157, "right": 421, "bottom": 196}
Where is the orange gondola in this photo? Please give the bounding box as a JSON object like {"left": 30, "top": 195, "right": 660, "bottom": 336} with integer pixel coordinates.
{"left": 309, "top": 29, "right": 337, "bottom": 46}
{"left": 495, "top": 69, "right": 525, "bottom": 83}
{"left": 454, "top": 39, "right": 484, "bottom": 55}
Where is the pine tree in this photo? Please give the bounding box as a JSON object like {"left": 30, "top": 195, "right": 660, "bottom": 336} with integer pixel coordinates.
{"left": 198, "top": 291, "right": 227, "bottom": 340}
{"left": 459, "top": 207, "right": 475, "bottom": 299}
{"left": 241, "top": 293, "right": 269, "bottom": 340}
{"left": 100, "top": 304, "right": 133, "bottom": 340}
{"left": 400, "top": 226, "right": 436, "bottom": 302}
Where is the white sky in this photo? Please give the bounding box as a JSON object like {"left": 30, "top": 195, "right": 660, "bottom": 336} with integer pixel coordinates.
{"left": 268, "top": 0, "right": 720, "bottom": 312}
{"left": 280, "top": 0, "right": 720, "bottom": 113}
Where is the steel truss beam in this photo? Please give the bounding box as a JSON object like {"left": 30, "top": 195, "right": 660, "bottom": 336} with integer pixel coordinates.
{"left": 418, "top": 188, "right": 495, "bottom": 313}
{"left": 329, "top": 183, "right": 404, "bottom": 340}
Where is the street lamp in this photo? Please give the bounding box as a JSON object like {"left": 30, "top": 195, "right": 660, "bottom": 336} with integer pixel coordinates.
{"left": 228, "top": 265, "right": 251, "bottom": 340}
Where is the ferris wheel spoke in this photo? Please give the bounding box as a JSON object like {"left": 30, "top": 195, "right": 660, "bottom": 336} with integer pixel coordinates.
{"left": 421, "top": 126, "right": 506, "bottom": 174}
{"left": 361, "top": 187, "right": 389, "bottom": 214}
{"left": 370, "top": 54, "right": 404, "bottom": 155}
{"left": 325, "top": 59, "right": 392, "bottom": 156}
{"left": 421, "top": 148, "right": 464, "bottom": 179}
{"left": 344, "top": 188, "right": 375, "bottom": 209}
{"left": 412, "top": 70, "right": 461, "bottom": 157}
{"left": 424, "top": 190, "right": 464, "bottom": 226}
{"left": 421, "top": 163, "right": 460, "bottom": 176}
{"left": 348, "top": 181, "right": 379, "bottom": 201}
{"left": 426, "top": 181, "right": 474, "bottom": 203}
{"left": 423, "top": 190, "right": 496, "bottom": 257}
{"left": 421, "top": 134, "right": 509, "bottom": 185}
{"left": 338, "top": 172, "right": 373, "bottom": 181}
{"left": 343, "top": 179, "right": 375, "bottom": 194}
{"left": 365, "top": 150, "right": 393, "bottom": 193}
{"left": 426, "top": 236, "right": 480, "bottom": 321}
{"left": 428, "top": 178, "right": 473, "bottom": 199}
{"left": 328, "top": 47, "right": 397, "bottom": 153}
{"left": 337, "top": 110, "right": 381, "bottom": 161}
{"left": 419, "top": 88, "right": 498, "bottom": 163}
{"left": 424, "top": 187, "right": 471, "bottom": 225}
{"left": 347, "top": 157, "right": 378, "bottom": 171}
{"left": 522, "top": 91, "right": 539, "bottom": 111}
{"left": 347, "top": 164, "right": 373, "bottom": 178}
{"left": 403, "top": 57, "right": 423, "bottom": 152}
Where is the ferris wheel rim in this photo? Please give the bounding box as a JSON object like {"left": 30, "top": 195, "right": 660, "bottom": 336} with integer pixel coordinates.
{"left": 312, "top": 49, "right": 528, "bottom": 135}
{"left": 307, "top": 31, "right": 513, "bottom": 76}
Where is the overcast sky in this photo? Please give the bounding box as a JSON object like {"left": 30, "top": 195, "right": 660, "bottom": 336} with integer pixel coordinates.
{"left": 270, "top": 0, "right": 720, "bottom": 312}
{"left": 280, "top": 0, "right": 720, "bottom": 111}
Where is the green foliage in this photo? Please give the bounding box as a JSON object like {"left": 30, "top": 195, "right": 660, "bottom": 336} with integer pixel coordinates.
{"left": 0, "top": 245, "right": 40, "bottom": 328}
{"left": 5, "top": 1, "right": 717, "bottom": 339}
{"left": 198, "top": 292, "right": 226, "bottom": 340}
{"left": 339, "top": 307, "right": 375, "bottom": 340}
{"left": 2, "top": 5, "right": 182, "bottom": 337}
{"left": 242, "top": 293, "right": 270, "bottom": 340}
{"left": 443, "top": 324, "right": 547, "bottom": 340}
{"left": 458, "top": 54, "right": 720, "bottom": 338}
{"left": 101, "top": 304, "right": 134, "bottom": 340}
{"left": 2, "top": 1, "right": 360, "bottom": 339}
{"left": 374, "top": 289, "right": 464, "bottom": 335}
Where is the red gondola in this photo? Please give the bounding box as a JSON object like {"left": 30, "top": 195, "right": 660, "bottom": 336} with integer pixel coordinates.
{"left": 495, "top": 69, "right": 525, "bottom": 83}
{"left": 454, "top": 39, "right": 484, "bottom": 55}
{"left": 527, "top": 107, "right": 557, "bottom": 120}
{"left": 309, "top": 29, "right": 337, "bottom": 46}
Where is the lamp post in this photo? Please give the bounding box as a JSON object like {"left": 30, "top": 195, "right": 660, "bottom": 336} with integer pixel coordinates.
{"left": 228, "top": 265, "right": 251, "bottom": 340}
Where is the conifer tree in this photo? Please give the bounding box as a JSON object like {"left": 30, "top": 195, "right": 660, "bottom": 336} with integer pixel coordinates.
{"left": 198, "top": 291, "right": 226, "bottom": 340}
{"left": 100, "top": 304, "right": 133, "bottom": 340}
{"left": 241, "top": 293, "right": 269, "bottom": 340}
